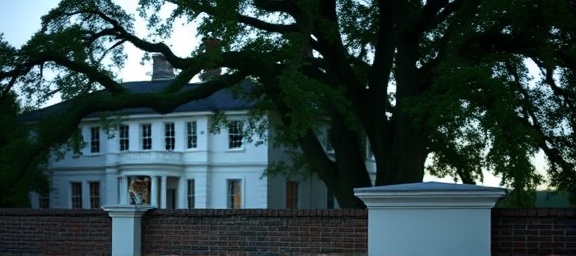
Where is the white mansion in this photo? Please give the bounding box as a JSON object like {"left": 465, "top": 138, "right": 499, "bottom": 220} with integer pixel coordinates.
{"left": 24, "top": 55, "right": 375, "bottom": 210}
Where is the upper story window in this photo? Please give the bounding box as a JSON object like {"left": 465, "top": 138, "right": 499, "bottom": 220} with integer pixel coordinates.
{"left": 227, "top": 179, "right": 242, "bottom": 209}
{"left": 187, "top": 121, "right": 198, "bottom": 149}
{"left": 141, "top": 124, "right": 152, "bottom": 150}
{"left": 228, "top": 121, "right": 243, "bottom": 149}
{"left": 165, "top": 122, "right": 175, "bottom": 150}
{"left": 90, "top": 126, "right": 100, "bottom": 153}
{"left": 119, "top": 125, "right": 129, "bottom": 151}
{"left": 71, "top": 182, "right": 82, "bottom": 209}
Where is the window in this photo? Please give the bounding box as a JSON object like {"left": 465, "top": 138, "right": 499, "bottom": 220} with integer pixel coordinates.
{"left": 165, "top": 122, "right": 175, "bottom": 150}
{"left": 227, "top": 179, "right": 242, "bottom": 209}
{"left": 187, "top": 121, "right": 198, "bottom": 149}
{"left": 90, "top": 126, "right": 100, "bottom": 153}
{"left": 141, "top": 124, "right": 152, "bottom": 150}
{"left": 228, "top": 121, "right": 243, "bottom": 149}
{"left": 89, "top": 182, "right": 100, "bottom": 209}
{"left": 71, "top": 182, "right": 82, "bottom": 209}
{"left": 327, "top": 189, "right": 335, "bottom": 209}
{"left": 119, "top": 125, "right": 129, "bottom": 151}
{"left": 39, "top": 192, "right": 49, "bottom": 209}
{"left": 187, "top": 179, "right": 195, "bottom": 209}
{"left": 286, "top": 181, "right": 299, "bottom": 209}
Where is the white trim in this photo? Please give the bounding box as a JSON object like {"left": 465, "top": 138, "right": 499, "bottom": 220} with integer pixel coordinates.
{"left": 81, "top": 110, "right": 249, "bottom": 122}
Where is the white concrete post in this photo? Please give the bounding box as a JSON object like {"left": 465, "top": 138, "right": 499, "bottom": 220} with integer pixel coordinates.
{"left": 354, "top": 182, "right": 506, "bottom": 256}
{"left": 102, "top": 205, "right": 154, "bottom": 256}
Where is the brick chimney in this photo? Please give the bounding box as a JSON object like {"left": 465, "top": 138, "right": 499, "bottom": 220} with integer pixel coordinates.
{"left": 151, "top": 54, "right": 175, "bottom": 81}
{"left": 200, "top": 37, "right": 222, "bottom": 81}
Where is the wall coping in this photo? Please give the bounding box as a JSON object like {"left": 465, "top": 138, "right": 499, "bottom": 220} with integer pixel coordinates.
{"left": 492, "top": 208, "right": 576, "bottom": 217}
{"left": 1, "top": 208, "right": 574, "bottom": 217}
{"left": 354, "top": 182, "right": 506, "bottom": 209}
{"left": 354, "top": 181, "right": 505, "bottom": 193}
{"left": 0, "top": 208, "right": 108, "bottom": 217}
{"left": 143, "top": 209, "right": 368, "bottom": 218}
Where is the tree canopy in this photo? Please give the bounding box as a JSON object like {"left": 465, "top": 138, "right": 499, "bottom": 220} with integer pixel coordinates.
{"left": 2, "top": 0, "right": 576, "bottom": 208}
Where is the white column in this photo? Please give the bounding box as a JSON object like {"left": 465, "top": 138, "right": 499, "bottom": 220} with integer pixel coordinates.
{"left": 160, "top": 176, "right": 167, "bottom": 209}
{"left": 102, "top": 205, "right": 154, "bottom": 256}
{"left": 354, "top": 182, "right": 506, "bottom": 256}
{"left": 119, "top": 176, "right": 128, "bottom": 205}
{"left": 150, "top": 176, "right": 158, "bottom": 207}
{"left": 177, "top": 176, "right": 188, "bottom": 209}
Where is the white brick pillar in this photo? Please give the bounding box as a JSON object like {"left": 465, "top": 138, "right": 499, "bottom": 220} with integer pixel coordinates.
{"left": 354, "top": 182, "right": 506, "bottom": 256}
{"left": 102, "top": 205, "right": 154, "bottom": 256}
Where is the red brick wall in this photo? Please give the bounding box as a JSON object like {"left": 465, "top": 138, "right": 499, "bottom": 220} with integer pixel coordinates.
{"left": 0, "top": 209, "right": 111, "bottom": 256}
{"left": 492, "top": 208, "right": 576, "bottom": 255}
{"left": 141, "top": 209, "right": 368, "bottom": 255}
{"left": 1, "top": 208, "right": 575, "bottom": 255}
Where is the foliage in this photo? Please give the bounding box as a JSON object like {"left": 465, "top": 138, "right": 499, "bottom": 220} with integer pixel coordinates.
{"left": 3, "top": 0, "right": 576, "bottom": 207}
{"left": 0, "top": 90, "right": 50, "bottom": 207}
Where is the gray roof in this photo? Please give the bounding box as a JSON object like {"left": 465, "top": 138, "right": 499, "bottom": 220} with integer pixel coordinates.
{"left": 20, "top": 79, "right": 256, "bottom": 122}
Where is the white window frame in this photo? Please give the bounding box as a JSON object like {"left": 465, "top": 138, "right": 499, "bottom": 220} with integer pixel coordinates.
{"left": 141, "top": 124, "right": 152, "bottom": 150}
{"left": 227, "top": 179, "right": 242, "bottom": 209}
{"left": 187, "top": 179, "right": 195, "bottom": 209}
{"left": 89, "top": 181, "right": 100, "bottom": 209}
{"left": 39, "top": 192, "right": 50, "bottom": 209}
{"left": 187, "top": 121, "right": 198, "bottom": 149}
{"left": 90, "top": 126, "right": 100, "bottom": 153}
{"left": 119, "top": 124, "right": 129, "bottom": 151}
{"left": 71, "top": 182, "right": 83, "bottom": 209}
{"left": 227, "top": 121, "right": 244, "bottom": 149}
{"left": 164, "top": 122, "right": 175, "bottom": 150}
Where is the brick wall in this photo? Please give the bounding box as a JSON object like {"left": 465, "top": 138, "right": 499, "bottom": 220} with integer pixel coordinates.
{"left": 492, "top": 208, "right": 576, "bottom": 255}
{"left": 0, "top": 209, "right": 111, "bottom": 256}
{"left": 141, "top": 209, "right": 368, "bottom": 256}
{"left": 1, "top": 208, "right": 575, "bottom": 255}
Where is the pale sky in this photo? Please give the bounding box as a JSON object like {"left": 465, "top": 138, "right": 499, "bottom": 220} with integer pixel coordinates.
{"left": 0, "top": 0, "right": 552, "bottom": 188}
{"left": 0, "top": 0, "right": 200, "bottom": 82}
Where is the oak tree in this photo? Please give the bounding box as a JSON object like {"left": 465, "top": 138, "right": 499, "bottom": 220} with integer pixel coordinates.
{"left": 2, "top": 0, "right": 576, "bottom": 207}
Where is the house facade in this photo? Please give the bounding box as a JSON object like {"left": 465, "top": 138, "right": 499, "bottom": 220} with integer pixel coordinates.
{"left": 26, "top": 55, "right": 368, "bottom": 210}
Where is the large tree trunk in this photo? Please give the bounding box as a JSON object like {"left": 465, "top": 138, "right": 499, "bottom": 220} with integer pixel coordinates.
{"left": 376, "top": 114, "right": 428, "bottom": 186}
{"left": 329, "top": 112, "right": 373, "bottom": 208}
{"left": 374, "top": 33, "right": 429, "bottom": 186}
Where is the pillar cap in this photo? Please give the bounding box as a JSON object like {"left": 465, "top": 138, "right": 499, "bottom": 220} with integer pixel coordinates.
{"left": 354, "top": 182, "right": 506, "bottom": 209}
{"left": 102, "top": 204, "right": 155, "bottom": 217}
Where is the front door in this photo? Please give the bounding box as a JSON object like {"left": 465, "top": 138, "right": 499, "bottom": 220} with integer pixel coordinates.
{"left": 167, "top": 189, "right": 176, "bottom": 209}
